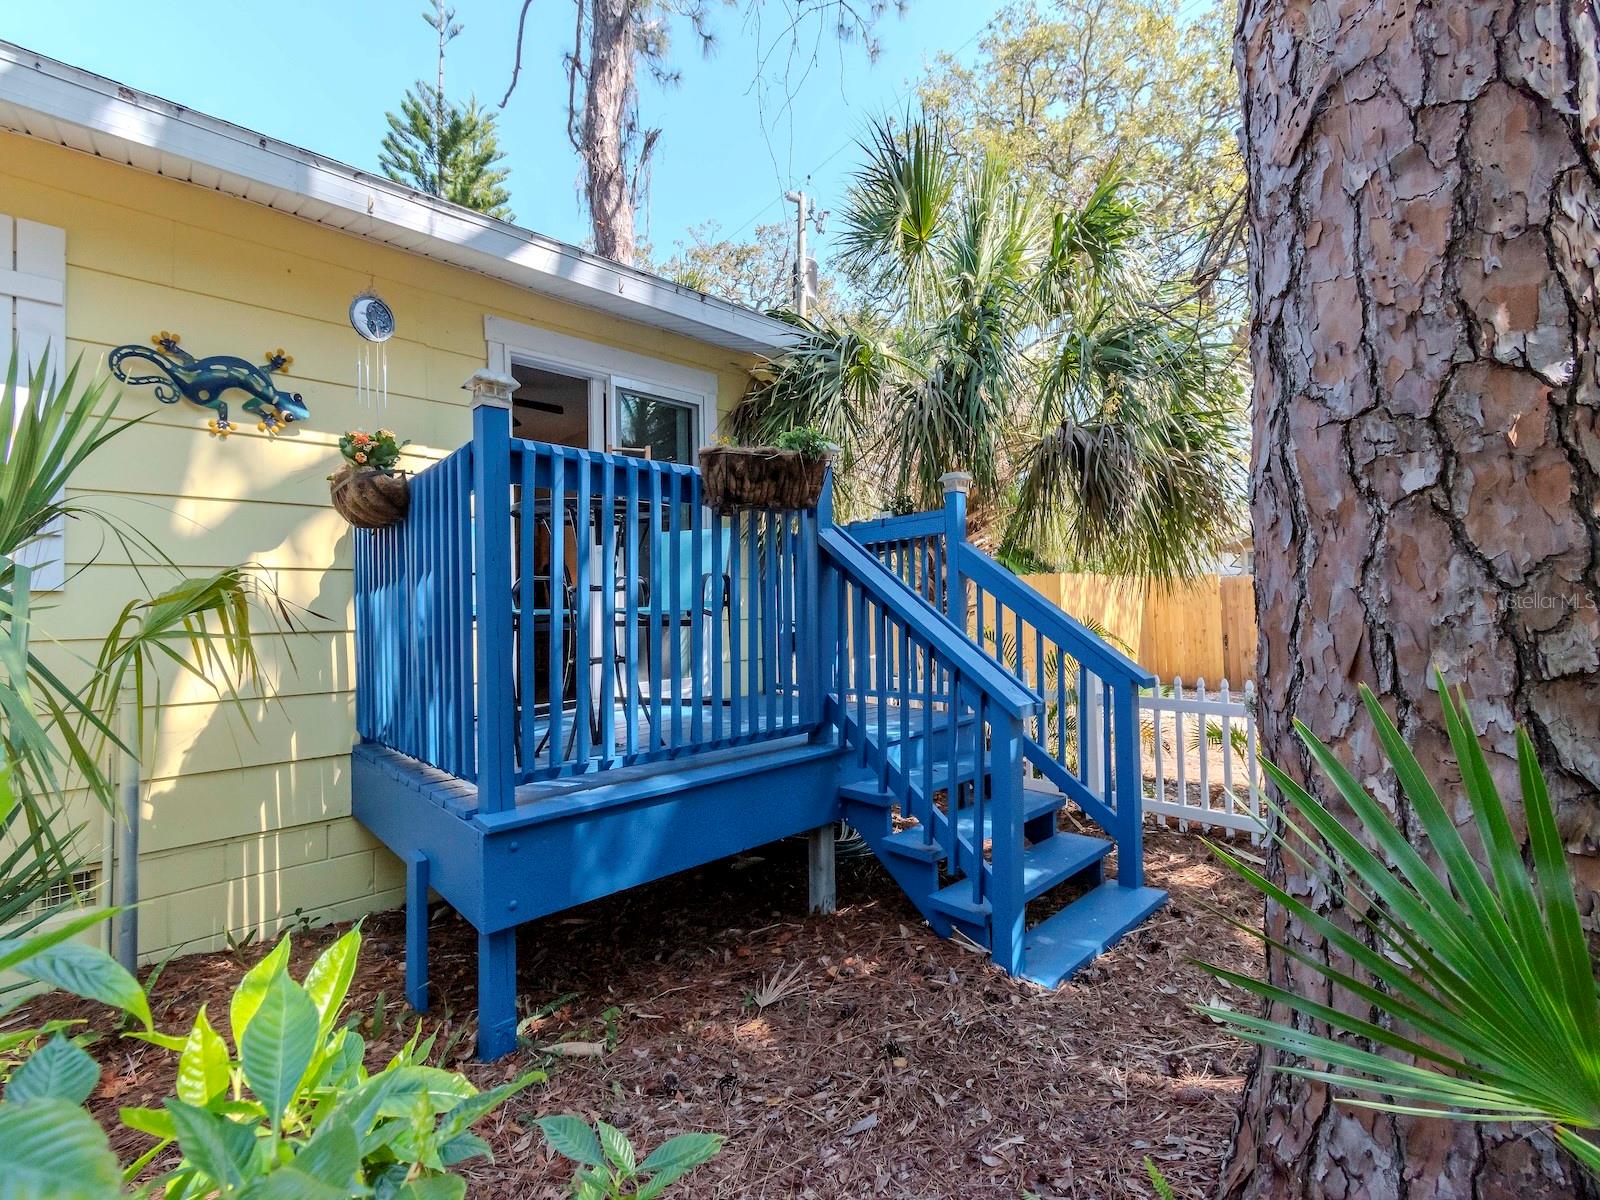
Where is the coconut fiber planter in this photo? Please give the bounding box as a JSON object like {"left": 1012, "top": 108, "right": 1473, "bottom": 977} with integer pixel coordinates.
{"left": 698, "top": 445, "right": 829, "bottom": 513}
{"left": 330, "top": 466, "right": 410, "bottom": 529}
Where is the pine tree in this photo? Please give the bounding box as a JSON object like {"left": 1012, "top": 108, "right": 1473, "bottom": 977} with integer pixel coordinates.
{"left": 379, "top": 86, "right": 515, "bottom": 220}
{"left": 379, "top": 2, "right": 513, "bottom": 221}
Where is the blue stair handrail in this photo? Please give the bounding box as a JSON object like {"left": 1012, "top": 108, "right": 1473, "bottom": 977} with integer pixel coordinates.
{"left": 844, "top": 483, "right": 1155, "bottom": 888}
{"left": 817, "top": 523, "right": 1038, "bottom": 971}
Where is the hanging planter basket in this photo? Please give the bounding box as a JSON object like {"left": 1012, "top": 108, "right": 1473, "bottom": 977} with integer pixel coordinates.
{"left": 330, "top": 466, "right": 410, "bottom": 529}
{"left": 698, "top": 445, "right": 830, "bottom": 513}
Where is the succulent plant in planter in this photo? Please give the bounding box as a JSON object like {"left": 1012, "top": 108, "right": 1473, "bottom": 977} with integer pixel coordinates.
{"left": 329, "top": 427, "right": 410, "bottom": 528}
{"left": 698, "top": 426, "right": 834, "bottom": 513}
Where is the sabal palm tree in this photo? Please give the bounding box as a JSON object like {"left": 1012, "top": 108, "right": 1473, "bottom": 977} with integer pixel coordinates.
{"left": 734, "top": 114, "right": 1247, "bottom": 579}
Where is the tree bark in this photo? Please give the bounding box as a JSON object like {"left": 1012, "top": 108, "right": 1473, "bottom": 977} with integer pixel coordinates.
{"left": 582, "top": 0, "right": 638, "bottom": 264}
{"left": 1230, "top": 1, "right": 1600, "bottom": 1197}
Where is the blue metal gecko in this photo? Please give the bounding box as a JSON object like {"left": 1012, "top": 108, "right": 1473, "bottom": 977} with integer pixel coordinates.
{"left": 109, "top": 331, "right": 310, "bottom": 437}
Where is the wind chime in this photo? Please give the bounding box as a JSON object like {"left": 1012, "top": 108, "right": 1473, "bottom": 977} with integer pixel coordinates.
{"left": 348, "top": 289, "right": 396, "bottom": 411}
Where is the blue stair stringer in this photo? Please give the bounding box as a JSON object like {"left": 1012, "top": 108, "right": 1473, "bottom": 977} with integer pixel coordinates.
{"left": 824, "top": 518, "right": 1166, "bottom": 988}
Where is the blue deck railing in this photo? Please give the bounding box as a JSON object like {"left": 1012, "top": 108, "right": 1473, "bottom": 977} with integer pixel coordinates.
{"left": 506, "top": 436, "right": 816, "bottom": 784}
{"left": 354, "top": 444, "right": 477, "bottom": 782}
{"left": 354, "top": 403, "right": 818, "bottom": 811}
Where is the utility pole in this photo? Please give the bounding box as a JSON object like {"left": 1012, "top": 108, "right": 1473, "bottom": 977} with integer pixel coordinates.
{"left": 784, "top": 189, "right": 809, "bottom": 318}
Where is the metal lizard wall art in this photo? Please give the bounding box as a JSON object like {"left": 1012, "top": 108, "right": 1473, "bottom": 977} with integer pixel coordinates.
{"left": 109, "top": 332, "right": 310, "bottom": 437}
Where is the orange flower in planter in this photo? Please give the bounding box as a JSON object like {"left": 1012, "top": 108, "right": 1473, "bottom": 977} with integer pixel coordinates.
{"left": 338, "top": 427, "right": 409, "bottom": 475}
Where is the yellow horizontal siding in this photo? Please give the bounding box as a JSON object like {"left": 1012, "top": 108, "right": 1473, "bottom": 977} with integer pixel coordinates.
{"left": 2, "top": 131, "right": 766, "bottom": 958}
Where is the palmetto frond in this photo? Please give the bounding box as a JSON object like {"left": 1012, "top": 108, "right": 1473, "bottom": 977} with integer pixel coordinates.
{"left": 1202, "top": 675, "right": 1600, "bottom": 1176}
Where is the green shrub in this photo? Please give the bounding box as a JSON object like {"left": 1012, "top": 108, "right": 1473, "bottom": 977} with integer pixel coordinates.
{"left": 1202, "top": 672, "right": 1600, "bottom": 1176}
{"left": 772, "top": 427, "right": 831, "bottom": 459}
{"left": 0, "top": 925, "right": 541, "bottom": 1198}
{"left": 538, "top": 1115, "right": 722, "bottom": 1199}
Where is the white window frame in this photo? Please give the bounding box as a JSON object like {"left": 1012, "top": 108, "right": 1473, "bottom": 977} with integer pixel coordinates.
{"left": 3, "top": 215, "right": 67, "bottom": 592}
{"left": 483, "top": 315, "right": 716, "bottom": 460}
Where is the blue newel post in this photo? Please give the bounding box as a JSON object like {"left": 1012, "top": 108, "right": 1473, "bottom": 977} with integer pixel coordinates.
{"left": 939, "top": 472, "right": 970, "bottom": 625}
{"left": 465, "top": 368, "right": 520, "bottom": 1061}
{"left": 807, "top": 467, "right": 839, "bottom": 913}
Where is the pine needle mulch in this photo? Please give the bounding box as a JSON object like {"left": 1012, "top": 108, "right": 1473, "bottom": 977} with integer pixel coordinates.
{"left": 21, "top": 825, "right": 1262, "bottom": 1199}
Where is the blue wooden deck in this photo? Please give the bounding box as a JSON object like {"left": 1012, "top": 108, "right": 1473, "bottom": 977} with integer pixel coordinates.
{"left": 352, "top": 401, "right": 1163, "bottom": 1058}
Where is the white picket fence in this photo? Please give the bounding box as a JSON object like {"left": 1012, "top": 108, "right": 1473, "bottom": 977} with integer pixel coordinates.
{"left": 1140, "top": 677, "right": 1265, "bottom": 841}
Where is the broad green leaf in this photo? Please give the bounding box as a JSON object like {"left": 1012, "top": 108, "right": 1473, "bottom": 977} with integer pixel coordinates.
{"left": 5, "top": 936, "right": 150, "bottom": 1029}
{"left": 0, "top": 1098, "right": 122, "bottom": 1200}
{"left": 438, "top": 1069, "right": 543, "bottom": 1139}
{"left": 1203, "top": 676, "right": 1600, "bottom": 1181}
{"left": 1556, "top": 1128, "right": 1600, "bottom": 1177}
{"left": 165, "top": 1098, "right": 258, "bottom": 1190}
{"left": 119, "top": 1105, "right": 177, "bottom": 1140}
{"left": 235, "top": 1166, "right": 347, "bottom": 1200}
{"left": 303, "top": 927, "right": 361, "bottom": 1037}
{"left": 239, "top": 972, "right": 318, "bottom": 1128}
{"left": 392, "top": 1177, "right": 467, "bottom": 1200}
{"left": 229, "top": 934, "right": 291, "bottom": 1046}
{"left": 638, "top": 1131, "right": 723, "bottom": 1182}
{"left": 598, "top": 1121, "right": 636, "bottom": 1173}
{"left": 439, "top": 1131, "right": 493, "bottom": 1166}
{"left": 537, "top": 1114, "right": 604, "bottom": 1167}
{"left": 176, "top": 1006, "right": 231, "bottom": 1106}
{"left": 293, "top": 1111, "right": 362, "bottom": 1192}
{"left": 5, "top": 1035, "right": 99, "bottom": 1106}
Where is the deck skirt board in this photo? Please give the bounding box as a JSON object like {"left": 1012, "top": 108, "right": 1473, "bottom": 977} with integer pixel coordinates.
{"left": 354, "top": 737, "right": 846, "bottom": 937}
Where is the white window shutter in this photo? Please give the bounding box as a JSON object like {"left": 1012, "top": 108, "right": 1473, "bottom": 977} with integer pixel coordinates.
{"left": 3, "top": 215, "right": 67, "bottom": 592}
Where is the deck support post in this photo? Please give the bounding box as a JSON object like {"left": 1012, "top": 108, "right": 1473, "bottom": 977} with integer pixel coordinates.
{"left": 808, "top": 822, "right": 836, "bottom": 914}
{"left": 475, "top": 928, "right": 519, "bottom": 1061}
{"left": 405, "top": 851, "right": 430, "bottom": 1012}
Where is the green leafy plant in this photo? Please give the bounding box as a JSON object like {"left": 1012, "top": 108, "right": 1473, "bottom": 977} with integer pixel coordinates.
{"left": 0, "top": 924, "right": 540, "bottom": 1197}
{"left": 1143, "top": 1157, "right": 1176, "bottom": 1199}
{"left": 537, "top": 1115, "right": 722, "bottom": 1199}
{"left": 2, "top": 353, "right": 276, "bottom": 878}
{"left": 337, "top": 428, "right": 409, "bottom": 475}
{"left": 772, "top": 426, "right": 831, "bottom": 460}
{"left": 1202, "top": 673, "right": 1600, "bottom": 1175}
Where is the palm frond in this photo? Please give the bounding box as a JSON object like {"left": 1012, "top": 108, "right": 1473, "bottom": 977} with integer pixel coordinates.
{"left": 1, "top": 350, "right": 292, "bottom": 882}
{"left": 1200, "top": 672, "right": 1600, "bottom": 1175}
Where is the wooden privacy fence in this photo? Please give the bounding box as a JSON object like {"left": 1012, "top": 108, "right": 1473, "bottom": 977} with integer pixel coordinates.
{"left": 1021, "top": 573, "right": 1257, "bottom": 685}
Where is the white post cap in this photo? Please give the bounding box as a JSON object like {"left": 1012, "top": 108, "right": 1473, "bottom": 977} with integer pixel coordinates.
{"left": 463, "top": 369, "right": 517, "bottom": 409}
{"left": 939, "top": 471, "right": 972, "bottom": 495}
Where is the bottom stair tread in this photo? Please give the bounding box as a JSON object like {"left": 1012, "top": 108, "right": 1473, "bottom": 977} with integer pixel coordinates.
{"left": 1021, "top": 882, "right": 1168, "bottom": 988}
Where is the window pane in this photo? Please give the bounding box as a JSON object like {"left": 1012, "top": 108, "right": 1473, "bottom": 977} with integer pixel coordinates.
{"left": 618, "top": 390, "right": 695, "bottom": 464}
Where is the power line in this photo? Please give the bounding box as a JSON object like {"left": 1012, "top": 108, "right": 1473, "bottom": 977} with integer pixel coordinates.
{"left": 722, "top": 12, "right": 991, "bottom": 242}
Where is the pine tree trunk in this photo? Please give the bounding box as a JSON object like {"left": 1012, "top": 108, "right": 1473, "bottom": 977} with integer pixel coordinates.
{"left": 583, "top": 0, "right": 637, "bottom": 264}
{"left": 1230, "top": 2, "right": 1600, "bottom": 1196}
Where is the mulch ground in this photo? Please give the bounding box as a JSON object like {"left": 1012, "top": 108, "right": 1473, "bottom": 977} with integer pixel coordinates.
{"left": 19, "top": 825, "right": 1263, "bottom": 1199}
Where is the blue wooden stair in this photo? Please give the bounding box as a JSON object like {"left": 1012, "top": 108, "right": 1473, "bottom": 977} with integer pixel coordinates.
{"left": 823, "top": 518, "right": 1166, "bottom": 988}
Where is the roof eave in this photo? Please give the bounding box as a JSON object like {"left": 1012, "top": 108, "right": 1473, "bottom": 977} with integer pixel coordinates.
{"left": 0, "top": 41, "right": 799, "bottom": 357}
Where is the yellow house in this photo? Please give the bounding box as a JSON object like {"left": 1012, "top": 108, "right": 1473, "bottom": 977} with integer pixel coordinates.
{"left": 0, "top": 41, "right": 795, "bottom": 961}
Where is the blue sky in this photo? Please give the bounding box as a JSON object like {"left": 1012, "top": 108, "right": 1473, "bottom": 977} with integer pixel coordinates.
{"left": 4, "top": 1, "right": 1000, "bottom": 261}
